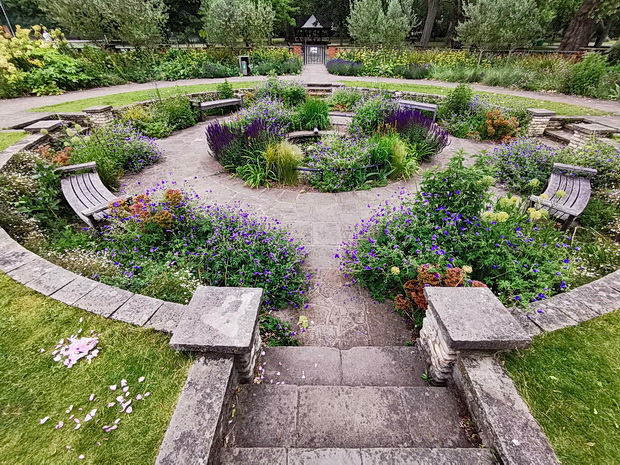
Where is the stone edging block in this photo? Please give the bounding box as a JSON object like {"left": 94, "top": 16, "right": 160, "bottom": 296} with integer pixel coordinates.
{"left": 454, "top": 355, "right": 560, "bottom": 465}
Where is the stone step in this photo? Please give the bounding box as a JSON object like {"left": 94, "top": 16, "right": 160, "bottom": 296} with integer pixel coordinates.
{"left": 23, "top": 119, "right": 63, "bottom": 133}
{"left": 229, "top": 385, "right": 472, "bottom": 449}
{"left": 543, "top": 128, "right": 572, "bottom": 144}
{"left": 259, "top": 346, "right": 428, "bottom": 386}
{"left": 219, "top": 447, "right": 496, "bottom": 465}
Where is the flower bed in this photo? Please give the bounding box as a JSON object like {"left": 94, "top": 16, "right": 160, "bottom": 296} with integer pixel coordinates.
{"left": 205, "top": 82, "right": 448, "bottom": 191}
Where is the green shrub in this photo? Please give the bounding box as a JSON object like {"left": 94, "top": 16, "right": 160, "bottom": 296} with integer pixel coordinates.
{"left": 580, "top": 198, "right": 619, "bottom": 232}
{"left": 555, "top": 140, "right": 620, "bottom": 189}
{"left": 255, "top": 75, "right": 306, "bottom": 107}
{"left": 265, "top": 141, "right": 303, "bottom": 185}
{"left": 437, "top": 84, "right": 473, "bottom": 120}
{"left": 296, "top": 99, "right": 330, "bottom": 130}
{"left": 217, "top": 80, "right": 235, "bottom": 99}
{"left": 259, "top": 314, "right": 300, "bottom": 346}
{"left": 118, "top": 105, "right": 173, "bottom": 139}
{"left": 151, "top": 96, "right": 198, "bottom": 132}
{"left": 389, "top": 137, "right": 417, "bottom": 179}
{"left": 203, "top": 62, "right": 237, "bottom": 78}
{"left": 563, "top": 53, "right": 609, "bottom": 97}
{"left": 328, "top": 88, "right": 363, "bottom": 111}
{"left": 350, "top": 95, "right": 397, "bottom": 135}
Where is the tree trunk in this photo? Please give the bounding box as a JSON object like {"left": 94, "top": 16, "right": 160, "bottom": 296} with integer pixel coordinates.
{"left": 419, "top": 0, "right": 439, "bottom": 48}
{"left": 593, "top": 20, "right": 611, "bottom": 48}
{"left": 558, "top": 0, "right": 601, "bottom": 51}
{"left": 444, "top": 0, "right": 462, "bottom": 48}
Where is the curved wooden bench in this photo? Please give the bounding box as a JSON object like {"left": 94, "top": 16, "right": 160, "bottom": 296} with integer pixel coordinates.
{"left": 56, "top": 162, "right": 126, "bottom": 228}
{"left": 529, "top": 163, "right": 597, "bottom": 230}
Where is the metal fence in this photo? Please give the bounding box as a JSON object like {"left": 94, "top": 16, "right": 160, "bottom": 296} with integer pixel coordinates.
{"left": 303, "top": 45, "right": 326, "bottom": 65}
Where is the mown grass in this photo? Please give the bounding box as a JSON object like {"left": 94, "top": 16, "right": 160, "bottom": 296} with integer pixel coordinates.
{"left": 0, "top": 272, "right": 192, "bottom": 465}
{"left": 341, "top": 81, "right": 611, "bottom": 116}
{"left": 504, "top": 310, "right": 620, "bottom": 465}
{"left": 0, "top": 131, "right": 27, "bottom": 151}
{"left": 30, "top": 82, "right": 262, "bottom": 113}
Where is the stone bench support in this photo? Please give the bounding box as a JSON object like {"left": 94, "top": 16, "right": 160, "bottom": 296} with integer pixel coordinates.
{"left": 526, "top": 108, "right": 556, "bottom": 137}
{"left": 568, "top": 123, "right": 617, "bottom": 148}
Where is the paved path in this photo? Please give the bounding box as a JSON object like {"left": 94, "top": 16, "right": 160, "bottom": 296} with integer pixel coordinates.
{"left": 1, "top": 64, "right": 618, "bottom": 128}
{"left": 120, "top": 118, "right": 490, "bottom": 348}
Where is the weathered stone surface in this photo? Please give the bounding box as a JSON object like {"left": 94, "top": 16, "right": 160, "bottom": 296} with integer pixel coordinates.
{"left": 507, "top": 307, "right": 543, "bottom": 337}
{"left": 7, "top": 258, "right": 57, "bottom": 285}
{"left": 170, "top": 286, "right": 262, "bottom": 354}
{"left": 288, "top": 448, "right": 363, "bottom": 465}
{"left": 82, "top": 105, "right": 113, "bottom": 113}
{"left": 73, "top": 283, "right": 133, "bottom": 317}
{"left": 425, "top": 287, "right": 531, "bottom": 350}
{"left": 528, "top": 293, "right": 598, "bottom": 330}
{"left": 400, "top": 387, "right": 471, "bottom": 447}
{"left": 341, "top": 346, "right": 427, "bottom": 386}
{"left": 230, "top": 385, "right": 298, "bottom": 448}
{"left": 524, "top": 301, "right": 579, "bottom": 333}
{"left": 454, "top": 355, "right": 560, "bottom": 465}
{"left": 261, "top": 346, "right": 342, "bottom": 385}
{"left": 155, "top": 354, "right": 234, "bottom": 465}
{"left": 24, "top": 120, "right": 62, "bottom": 133}
{"left": 572, "top": 279, "right": 620, "bottom": 315}
{"left": 0, "top": 248, "right": 37, "bottom": 273}
{"left": 50, "top": 277, "right": 99, "bottom": 306}
{"left": 219, "top": 448, "right": 287, "bottom": 465}
{"left": 25, "top": 265, "right": 77, "bottom": 296}
{"left": 571, "top": 123, "right": 616, "bottom": 135}
{"left": 361, "top": 448, "right": 495, "bottom": 465}
{"left": 112, "top": 294, "right": 164, "bottom": 326}
{"left": 145, "top": 301, "right": 185, "bottom": 333}
{"left": 527, "top": 108, "right": 556, "bottom": 117}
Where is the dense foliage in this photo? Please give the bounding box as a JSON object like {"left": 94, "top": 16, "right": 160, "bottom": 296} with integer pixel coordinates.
{"left": 338, "top": 154, "right": 579, "bottom": 319}
{"left": 0, "top": 29, "right": 301, "bottom": 98}
{"left": 118, "top": 96, "right": 198, "bottom": 139}
{"left": 327, "top": 49, "right": 620, "bottom": 100}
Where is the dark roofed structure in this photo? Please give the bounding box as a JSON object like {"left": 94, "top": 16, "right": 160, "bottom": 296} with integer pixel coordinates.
{"left": 289, "top": 15, "right": 331, "bottom": 44}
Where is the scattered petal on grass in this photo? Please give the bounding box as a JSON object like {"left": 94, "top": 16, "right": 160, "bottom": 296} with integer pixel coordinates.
{"left": 66, "top": 405, "right": 73, "bottom": 413}
{"left": 40, "top": 417, "right": 49, "bottom": 424}
{"left": 114, "top": 418, "right": 120, "bottom": 424}
{"left": 55, "top": 421, "right": 64, "bottom": 429}
{"left": 109, "top": 385, "right": 117, "bottom": 391}
{"left": 107, "top": 402, "right": 115, "bottom": 408}
{"left": 120, "top": 379, "right": 127, "bottom": 387}
{"left": 126, "top": 406, "right": 133, "bottom": 414}
{"left": 138, "top": 376, "right": 145, "bottom": 383}
{"left": 116, "top": 396, "right": 124, "bottom": 403}
{"left": 89, "top": 394, "right": 95, "bottom": 401}
{"left": 122, "top": 386, "right": 129, "bottom": 393}
{"left": 135, "top": 394, "right": 142, "bottom": 400}
{"left": 144, "top": 392, "right": 150, "bottom": 397}
{"left": 78, "top": 454, "right": 84, "bottom": 459}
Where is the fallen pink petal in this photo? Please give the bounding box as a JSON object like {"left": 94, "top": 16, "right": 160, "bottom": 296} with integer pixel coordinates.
{"left": 39, "top": 417, "right": 49, "bottom": 424}
{"left": 55, "top": 421, "right": 64, "bottom": 429}
{"left": 138, "top": 376, "right": 145, "bottom": 383}
{"left": 109, "top": 385, "right": 117, "bottom": 391}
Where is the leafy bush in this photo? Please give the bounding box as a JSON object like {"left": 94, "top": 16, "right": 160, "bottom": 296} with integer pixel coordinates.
{"left": 563, "top": 53, "right": 609, "bottom": 97}
{"left": 396, "top": 63, "right": 432, "bottom": 79}
{"left": 151, "top": 96, "right": 198, "bottom": 132}
{"left": 202, "top": 62, "right": 237, "bottom": 78}
{"left": 255, "top": 76, "right": 306, "bottom": 107}
{"left": 328, "top": 88, "right": 363, "bottom": 111}
{"left": 555, "top": 140, "right": 620, "bottom": 189}
{"left": 235, "top": 97, "right": 294, "bottom": 133}
{"left": 265, "top": 141, "right": 303, "bottom": 185}
{"left": 67, "top": 122, "right": 162, "bottom": 188}
{"left": 217, "top": 80, "right": 235, "bottom": 99}
{"left": 384, "top": 108, "right": 449, "bottom": 160}
{"left": 482, "top": 110, "right": 520, "bottom": 142}
{"left": 437, "top": 84, "right": 473, "bottom": 120}
{"left": 350, "top": 95, "right": 397, "bottom": 135}
{"left": 580, "top": 198, "right": 619, "bottom": 232}
{"left": 249, "top": 48, "right": 302, "bottom": 75}
{"left": 339, "top": 154, "right": 575, "bottom": 310}
{"left": 118, "top": 104, "right": 173, "bottom": 139}
{"left": 295, "top": 99, "right": 330, "bottom": 130}
{"left": 484, "top": 138, "right": 555, "bottom": 193}
{"left": 98, "top": 188, "right": 310, "bottom": 310}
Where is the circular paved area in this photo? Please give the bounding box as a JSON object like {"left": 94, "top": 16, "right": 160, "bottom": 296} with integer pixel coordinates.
{"left": 120, "top": 117, "right": 490, "bottom": 348}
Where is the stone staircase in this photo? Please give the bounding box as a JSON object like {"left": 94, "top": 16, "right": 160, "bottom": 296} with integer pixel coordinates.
{"left": 219, "top": 346, "right": 495, "bottom": 465}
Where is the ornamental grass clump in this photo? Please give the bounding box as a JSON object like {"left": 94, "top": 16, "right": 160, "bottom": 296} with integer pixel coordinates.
{"left": 97, "top": 185, "right": 310, "bottom": 310}
{"left": 265, "top": 141, "right": 303, "bottom": 186}
{"left": 338, "top": 154, "right": 578, "bottom": 316}
{"left": 295, "top": 99, "right": 330, "bottom": 131}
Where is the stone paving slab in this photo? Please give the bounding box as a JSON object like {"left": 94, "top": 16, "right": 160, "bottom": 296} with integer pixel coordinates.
{"left": 296, "top": 386, "right": 414, "bottom": 448}
{"left": 7, "top": 257, "right": 58, "bottom": 285}
{"left": 156, "top": 354, "right": 235, "bottom": 465}
{"left": 73, "top": 282, "right": 134, "bottom": 317}
{"left": 112, "top": 294, "right": 164, "bottom": 326}
{"left": 361, "top": 448, "right": 495, "bottom": 465}
{"left": 261, "top": 347, "right": 342, "bottom": 385}
{"left": 220, "top": 448, "right": 287, "bottom": 465}
{"left": 50, "top": 276, "right": 100, "bottom": 306}
{"left": 0, "top": 248, "right": 37, "bottom": 273}
{"left": 145, "top": 301, "right": 186, "bottom": 333}
{"left": 341, "top": 346, "right": 427, "bottom": 386}
{"left": 24, "top": 120, "right": 62, "bottom": 133}
{"left": 231, "top": 385, "right": 298, "bottom": 448}
{"left": 25, "top": 265, "right": 77, "bottom": 297}
{"left": 288, "top": 448, "right": 363, "bottom": 465}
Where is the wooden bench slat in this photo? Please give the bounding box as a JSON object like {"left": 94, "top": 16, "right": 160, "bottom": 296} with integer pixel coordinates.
{"left": 73, "top": 174, "right": 102, "bottom": 208}
{"left": 55, "top": 161, "right": 97, "bottom": 173}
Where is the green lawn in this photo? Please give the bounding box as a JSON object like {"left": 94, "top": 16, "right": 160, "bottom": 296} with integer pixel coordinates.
{"left": 0, "top": 131, "right": 27, "bottom": 151}
{"left": 504, "top": 310, "right": 620, "bottom": 465}
{"left": 30, "top": 82, "right": 262, "bottom": 113}
{"left": 0, "top": 272, "right": 192, "bottom": 464}
{"left": 341, "top": 81, "right": 611, "bottom": 116}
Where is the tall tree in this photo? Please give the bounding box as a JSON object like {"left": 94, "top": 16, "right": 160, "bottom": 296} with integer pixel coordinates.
{"left": 38, "top": 0, "right": 168, "bottom": 46}
{"left": 558, "top": 0, "right": 619, "bottom": 50}
{"left": 347, "top": 0, "right": 417, "bottom": 47}
{"left": 200, "top": 0, "right": 275, "bottom": 46}
{"left": 457, "top": 0, "right": 547, "bottom": 50}
{"left": 419, "top": 0, "right": 439, "bottom": 47}
{"left": 163, "top": 0, "right": 202, "bottom": 42}
{"left": 2, "top": 0, "right": 56, "bottom": 28}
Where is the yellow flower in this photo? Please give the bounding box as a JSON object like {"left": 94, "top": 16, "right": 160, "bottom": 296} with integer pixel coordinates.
{"left": 390, "top": 266, "right": 400, "bottom": 276}
{"left": 528, "top": 208, "right": 543, "bottom": 221}
{"left": 495, "top": 211, "right": 510, "bottom": 223}
{"left": 528, "top": 179, "right": 541, "bottom": 187}
{"left": 481, "top": 211, "right": 495, "bottom": 222}
{"left": 462, "top": 265, "right": 473, "bottom": 274}
{"left": 556, "top": 190, "right": 567, "bottom": 198}
{"left": 540, "top": 193, "right": 549, "bottom": 200}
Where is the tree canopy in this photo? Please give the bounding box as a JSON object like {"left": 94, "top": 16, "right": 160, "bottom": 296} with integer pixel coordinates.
{"left": 200, "top": 0, "right": 275, "bottom": 46}
{"left": 347, "top": 0, "right": 418, "bottom": 47}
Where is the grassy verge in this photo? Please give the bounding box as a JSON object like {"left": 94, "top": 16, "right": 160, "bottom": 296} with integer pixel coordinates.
{"left": 0, "top": 272, "right": 192, "bottom": 464}
{"left": 0, "top": 131, "right": 27, "bottom": 151}
{"left": 504, "top": 310, "right": 620, "bottom": 465}
{"left": 30, "top": 82, "right": 262, "bottom": 113}
{"left": 341, "top": 81, "right": 610, "bottom": 116}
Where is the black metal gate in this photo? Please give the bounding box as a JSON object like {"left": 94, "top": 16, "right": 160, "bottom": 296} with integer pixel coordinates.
{"left": 303, "top": 45, "right": 326, "bottom": 65}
